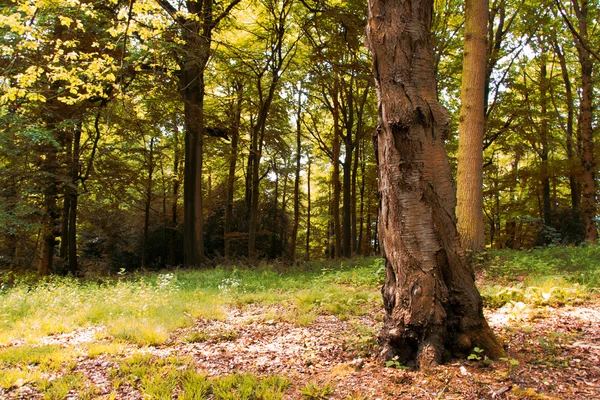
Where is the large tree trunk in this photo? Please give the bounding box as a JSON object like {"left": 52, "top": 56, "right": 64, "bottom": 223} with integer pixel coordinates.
{"left": 456, "top": 0, "right": 488, "bottom": 252}
{"left": 159, "top": 0, "right": 242, "bottom": 267}
{"left": 367, "top": 0, "right": 504, "bottom": 369}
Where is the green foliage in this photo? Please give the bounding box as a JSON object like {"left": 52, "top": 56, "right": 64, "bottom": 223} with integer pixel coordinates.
{"left": 385, "top": 356, "right": 409, "bottom": 370}
{"left": 467, "top": 347, "right": 484, "bottom": 361}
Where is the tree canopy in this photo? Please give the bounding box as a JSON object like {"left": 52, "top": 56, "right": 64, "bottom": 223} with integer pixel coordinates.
{"left": 0, "top": 0, "right": 598, "bottom": 274}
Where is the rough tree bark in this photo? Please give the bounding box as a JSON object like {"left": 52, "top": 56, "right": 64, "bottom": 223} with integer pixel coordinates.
{"left": 456, "top": 0, "right": 488, "bottom": 252}
{"left": 366, "top": 0, "right": 504, "bottom": 368}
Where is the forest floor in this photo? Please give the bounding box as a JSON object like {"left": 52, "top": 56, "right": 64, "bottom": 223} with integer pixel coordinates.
{"left": 1, "top": 250, "right": 599, "bottom": 399}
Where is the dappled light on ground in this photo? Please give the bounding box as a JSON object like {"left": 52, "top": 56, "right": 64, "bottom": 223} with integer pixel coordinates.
{"left": 1, "top": 255, "right": 599, "bottom": 399}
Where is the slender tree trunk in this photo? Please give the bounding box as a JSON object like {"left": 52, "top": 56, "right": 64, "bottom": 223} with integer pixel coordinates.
{"left": 367, "top": 0, "right": 504, "bottom": 368}
{"left": 290, "top": 89, "right": 302, "bottom": 260}
{"left": 328, "top": 181, "right": 332, "bottom": 259}
{"left": 38, "top": 136, "right": 60, "bottom": 276}
{"left": 280, "top": 167, "right": 289, "bottom": 249}
{"left": 60, "top": 130, "right": 72, "bottom": 260}
{"left": 456, "top": 0, "right": 488, "bottom": 252}
{"left": 554, "top": 41, "right": 580, "bottom": 219}
{"left": 248, "top": 127, "right": 261, "bottom": 260}
{"left": 572, "top": 0, "right": 597, "bottom": 242}
{"left": 539, "top": 60, "right": 551, "bottom": 227}
{"left": 225, "top": 82, "right": 243, "bottom": 260}
{"left": 67, "top": 124, "right": 81, "bottom": 275}
{"left": 332, "top": 101, "right": 342, "bottom": 259}
{"left": 181, "top": 60, "right": 207, "bottom": 268}
{"left": 306, "top": 157, "right": 311, "bottom": 260}
{"left": 245, "top": 127, "right": 254, "bottom": 217}
{"left": 358, "top": 141, "right": 366, "bottom": 255}
{"left": 271, "top": 167, "right": 280, "bottom": 257}
{"left": 342, "top": 139, "right": 352, "bottom": 257}
{"left": 170, "top": 123, "right": 181, "bottom": 266}
{"left": 351, "top": 136, "right": 359, "bottom": 254}
{"left": 141, "top": 137, "right": 155, "bottom": 269}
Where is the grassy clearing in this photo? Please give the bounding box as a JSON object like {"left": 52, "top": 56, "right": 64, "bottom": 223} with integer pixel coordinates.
{"left": 0, "top": 251, "right": 599, "bottom": 398}
{"left": 0, "top": 258, "right": 383, "bottom": 346}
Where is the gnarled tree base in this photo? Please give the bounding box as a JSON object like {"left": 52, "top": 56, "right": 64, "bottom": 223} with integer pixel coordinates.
{"left": 366, "top": 0, "right": 505, "bottom": 370}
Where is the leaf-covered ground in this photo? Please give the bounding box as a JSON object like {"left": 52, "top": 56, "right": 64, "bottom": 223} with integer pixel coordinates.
{"left": 1, "top": 253, "right": 599, "bottom": 399}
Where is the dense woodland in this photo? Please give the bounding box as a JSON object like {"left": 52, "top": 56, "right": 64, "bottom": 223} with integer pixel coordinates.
{"left": 1, "top": 0, "right": 599, "bottom": 275}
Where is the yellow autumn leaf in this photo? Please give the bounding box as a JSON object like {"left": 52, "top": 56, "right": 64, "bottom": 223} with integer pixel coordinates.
{"left": 58, "top": 15, "right": 73, "bottom": 27}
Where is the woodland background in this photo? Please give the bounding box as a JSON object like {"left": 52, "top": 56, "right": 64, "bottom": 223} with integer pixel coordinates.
{"left": 0, "top": 0, "right": 599, "bottom": 274}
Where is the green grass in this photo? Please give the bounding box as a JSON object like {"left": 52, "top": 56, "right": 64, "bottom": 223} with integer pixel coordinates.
{"left": 480, "top": 246, "right": 600, "bottom": 287}
{"left": 0, "top": 258, "right": 384, "bottom": 346}
{"left": 110, "top": 353, "right": 290, "bottom": 400}
{"left": 0, "top": 252, "right": 599, "bottom": 397}
{"left": 477, "top": 247, "right": 600, "bottom": 308}
{"left": 300, "top": 381, "right": 334, "bottom": 399}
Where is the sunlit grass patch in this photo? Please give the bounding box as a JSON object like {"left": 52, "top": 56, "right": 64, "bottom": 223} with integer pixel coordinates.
{"left": 211, "top": 373, "right": 290, "bottom": 400}
{"left": 481, "top": 247, "right": 600, "bottom": 289}
{"left": 0, "top": 367, "right": 42, "bottom": 390}
{"left": 37, "top": 372, "right": 95, "bottom": 400}
{"left": 0, "top": 257, "right": 385, "bottom": 347}
{"left": 300, "top": 380, "right": 334, "bottom": 399}
{"left": 0, "top": 344, "right": 80, "bottom": 372}
{"left": 481, "top": 276, "right": 590, "bottom": 308}
{"left": 110, "top": 353, "right": 290, "bottom": 399}
{"left": 84, "top": 341, "right": 128, "bottom": 358}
